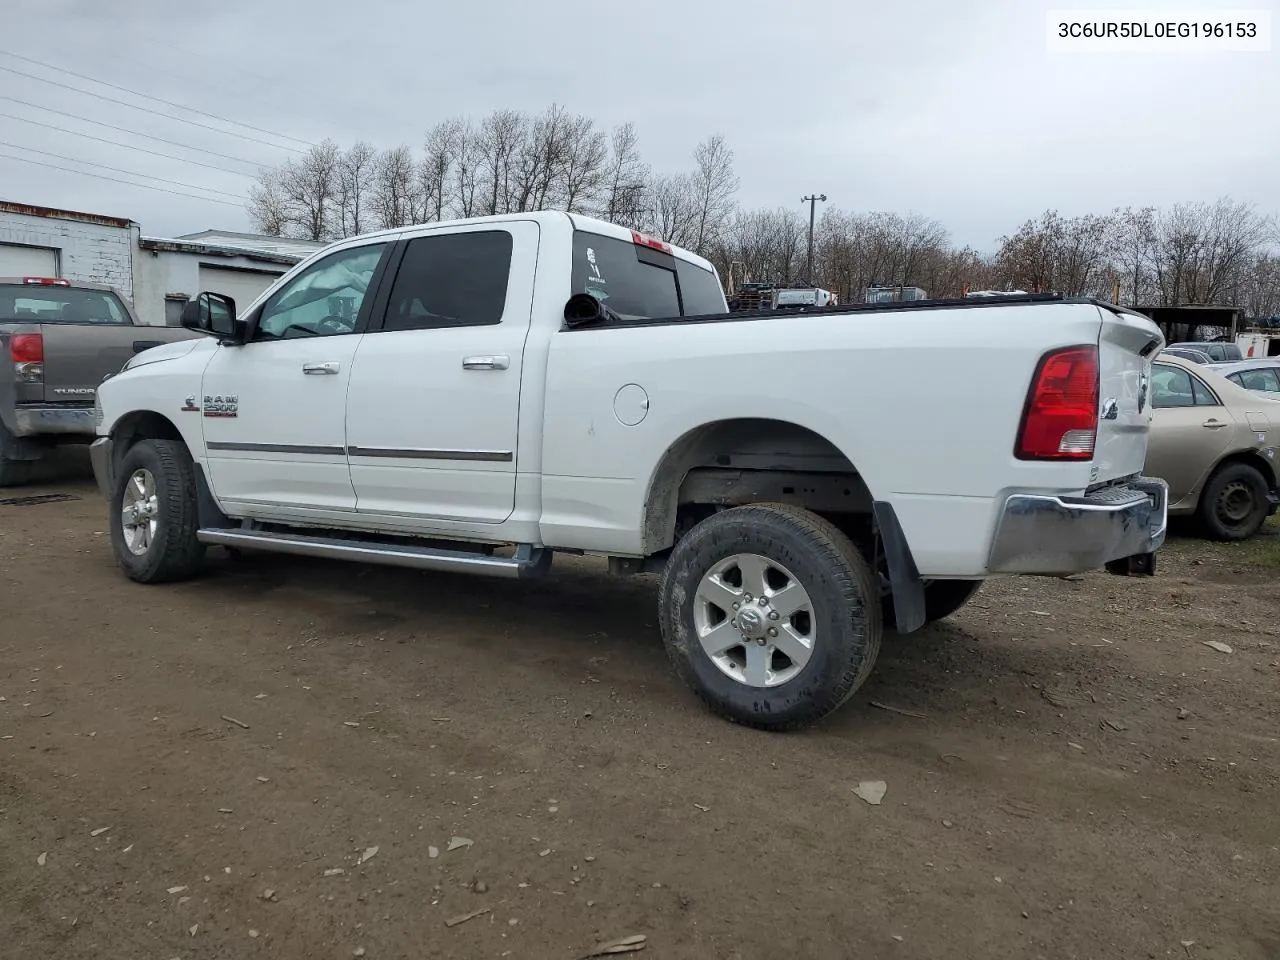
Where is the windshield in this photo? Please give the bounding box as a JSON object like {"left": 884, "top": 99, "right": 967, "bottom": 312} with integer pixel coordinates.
{"left": 571, "top": 232, "right": 726, "bottom": 320}
{"left": 0, "top": 284, "right": 129, "bottom": 324}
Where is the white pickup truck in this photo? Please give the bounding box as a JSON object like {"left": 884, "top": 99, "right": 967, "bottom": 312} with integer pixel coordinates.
{"left": 91, "top": 212, "right": 1168, "bottom": 730}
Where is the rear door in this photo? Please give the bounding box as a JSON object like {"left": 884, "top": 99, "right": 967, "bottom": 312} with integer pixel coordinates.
{"left": 344, "top": 222, "right": 537, "bottom": 524}
{"left": 1144, "top": 362, "right": 1234, "bottom": 506}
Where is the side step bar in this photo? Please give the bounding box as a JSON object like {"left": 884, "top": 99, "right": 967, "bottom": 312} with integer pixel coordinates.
{"left": 196, "top": 528, "right": 551, "bottom": 580}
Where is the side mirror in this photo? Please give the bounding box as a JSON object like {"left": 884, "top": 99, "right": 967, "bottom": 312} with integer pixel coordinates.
{"left": 563, "top": 293, "right": 624, "bottom": 329}
{"left": 181, "top": 292, "right": 246, "bottom": 343}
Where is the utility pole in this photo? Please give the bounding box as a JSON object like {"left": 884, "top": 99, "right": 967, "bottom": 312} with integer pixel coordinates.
{"left": 802, "top": 194, "right": 827, "bottom": 286}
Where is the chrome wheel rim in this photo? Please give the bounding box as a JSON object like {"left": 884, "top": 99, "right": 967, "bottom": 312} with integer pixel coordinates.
{"left": 120, "top": 468, "right": 159, "bottom": 556}
{"left": 693, "top": 553, "right": 816, "bottom": 688}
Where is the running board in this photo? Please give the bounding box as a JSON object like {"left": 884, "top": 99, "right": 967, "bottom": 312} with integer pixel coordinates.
{"left": 196, "top": 528, "right": 551, "bottom": 580}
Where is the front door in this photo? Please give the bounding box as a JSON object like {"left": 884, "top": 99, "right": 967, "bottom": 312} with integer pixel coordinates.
{"left": 1145, "top": 362, "right": 1234, "bottom": 508}
{"left": 201, "top": 241, "right": 393, "bottom": 513}
{"left": 345, "top": 222, "right": 537, "bottom": 524}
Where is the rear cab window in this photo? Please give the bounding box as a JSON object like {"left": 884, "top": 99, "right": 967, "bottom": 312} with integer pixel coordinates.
{"left": 0, "top": 285, "right": 129, "bottom": 325}
{"left": 571, "top": 232, "right": 725, "bottom": 321}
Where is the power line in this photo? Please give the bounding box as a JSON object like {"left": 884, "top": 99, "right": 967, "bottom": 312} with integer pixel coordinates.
{"left": 0, "top": 96, "right": 269, "bottom": 168}
{"left": 0, "top": 151, "right": 243, "bottom": 207}
{"left": 0, "top": 62, "right": 305, "bottom": 154}
{"left": 0, "top": 112, "right": 255, "bottom": 178}
{"left": 0, "top": 141, "right": 244, "bottom": 201}
{"left": 0, "top": 49, "right": 314, "bottom": 149}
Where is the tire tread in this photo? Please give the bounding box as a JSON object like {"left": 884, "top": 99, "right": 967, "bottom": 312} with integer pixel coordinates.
{"left": 659, "top": 502, "right": 882, "bottom": 731}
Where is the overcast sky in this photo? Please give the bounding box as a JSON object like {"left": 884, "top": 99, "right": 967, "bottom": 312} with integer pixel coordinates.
{"left": 2, "top": 0, "right": 1276, "bottom": 250}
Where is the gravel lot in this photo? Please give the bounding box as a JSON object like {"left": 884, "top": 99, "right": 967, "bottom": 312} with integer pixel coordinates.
{"left": 2, "top": 455, "right": 1278, "bottom": 960}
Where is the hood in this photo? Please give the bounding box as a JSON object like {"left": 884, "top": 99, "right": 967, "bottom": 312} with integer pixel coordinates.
{"left": 122, "top": 336, "right": 205, "bottom": 371}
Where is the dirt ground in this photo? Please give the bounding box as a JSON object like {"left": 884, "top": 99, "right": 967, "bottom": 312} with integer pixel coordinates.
{"left": 2, "top": 454, "right": 1278, "bottom": 960}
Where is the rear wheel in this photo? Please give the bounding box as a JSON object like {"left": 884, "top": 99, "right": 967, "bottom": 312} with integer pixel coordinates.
{"left": 1199, "top": 463, "right": 1270, "bottom": 541}
{"left": 0, "top": 421, "right": 39, "bottom": 487}
{"left": 110, "top": 439, "right": 206, "bottom": 583}
{"left": 659, "top": 503, "right": 882, "bottom": 731}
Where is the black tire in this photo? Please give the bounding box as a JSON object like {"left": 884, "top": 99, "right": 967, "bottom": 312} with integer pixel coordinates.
{"left": 110, "top": 439, "right": 206, "bottom": 583}
{"left": 884, "top": 579, "right": 983, "bottom": 629}
{"left": 0, "top": 455, "right": 33, "bottom": 487}
{"left": 658, "top": 502, "right": 883, "bottom": 731}
{"left": 0, "top": 421, "right": 38, "bottom": 487}
{"left": 1198, "top": 462, "right": 1271, "bottom": 541}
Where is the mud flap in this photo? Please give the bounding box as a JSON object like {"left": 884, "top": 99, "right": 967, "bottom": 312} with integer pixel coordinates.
{"left": 872, "top": 501, "right": 927, "bottom": 634}
{"left": 1105, "top": 552, "right": 1157, "bottom": 577}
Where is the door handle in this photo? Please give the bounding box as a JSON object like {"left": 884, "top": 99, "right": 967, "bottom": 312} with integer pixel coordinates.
{"left": 462, "top": 355, "right": 510, "bottom": 371}
{"left": 1202, "top": 419, "right": 1228, "bottom": 429}
{"left": 302, "top": 362, "right": 340, "bottom": 375}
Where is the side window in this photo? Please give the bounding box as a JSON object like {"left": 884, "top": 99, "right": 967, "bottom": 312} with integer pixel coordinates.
{"left": 1190, "top": 375, "right": 1219, "bottom": 406}
{"left": 1150, "top": 365, "right": 1196, "bottom": 408}
{"left": 1228, "top": 373, "right": 1245, "bottom": 387}
{"left": 253, "top": 243, "right": 388, "bottom": 341}
{"left": 1239, "top": 368, "right": 1280, "bottom": 392}
{"left": 381, "top": 231, "right": 513, "bottom": 332}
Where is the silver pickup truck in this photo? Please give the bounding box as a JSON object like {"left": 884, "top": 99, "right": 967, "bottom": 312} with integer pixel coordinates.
{"left": 0, "top": 276, "right": 197, "bottom": 485}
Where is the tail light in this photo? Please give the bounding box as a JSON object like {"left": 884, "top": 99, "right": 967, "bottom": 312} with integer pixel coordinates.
{"left": 9, "top": 332, "right": 44, "bottom": 383}
{"left": 1015, "top": 345, "right": 1098, "bottom": 460}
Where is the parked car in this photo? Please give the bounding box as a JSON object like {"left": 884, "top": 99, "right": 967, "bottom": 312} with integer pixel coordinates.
{"left": 1166, "top": 340, "right": 1243, "bottom": 362}
{"left": 1162, "top": 346, "right": 1214, "bottom": 365}
{"left": 1206, "top": 358, "right": 1280, "bottom": 395}
{"left": 91, "top": 213, "right": 1168, "bottom": 731}
{"left": 0, "top": 277, "right": 197, "bottom": 485}
{"left": 1146, "top": 354, "right": 1280, "bottom": 540}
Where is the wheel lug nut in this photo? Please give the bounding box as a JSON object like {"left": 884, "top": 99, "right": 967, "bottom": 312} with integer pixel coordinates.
{"left": 768, "top": 611, "right": 779, "bottom": 621}
{"left": 767, "top": 627, "right": 778, "bottom": 637}
{"left": 758, "top": 597, "right": 768, "bottom": 607}
{"left": 732, "top": 602, "right": 740, "bottom": 610}
{"left": 743, "top": 593, "right": 753, "bottom": 601}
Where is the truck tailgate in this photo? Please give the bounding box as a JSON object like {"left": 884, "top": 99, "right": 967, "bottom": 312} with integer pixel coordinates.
{"left": 1094, "top": 306, "right": 1164, "bottom": 484}
{"left": 38, "top": 323, "right": 194, "bottom": 402}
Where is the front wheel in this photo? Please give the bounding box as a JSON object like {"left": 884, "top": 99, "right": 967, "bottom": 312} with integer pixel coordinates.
{"left": 110, "top": 439, "right": 207, "bottom": 583}
{"left": 659, "top": 503, "right": 883, "bottom": 731}
{"left": 1199, "top": 463, "right": 1271, "bottom": 541}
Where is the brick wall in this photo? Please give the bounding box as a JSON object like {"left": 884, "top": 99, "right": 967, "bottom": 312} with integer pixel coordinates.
{"left": 0, "top": 210, "right": 136, "bottom": 300}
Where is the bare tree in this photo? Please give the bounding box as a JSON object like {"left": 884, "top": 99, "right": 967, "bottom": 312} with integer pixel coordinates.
{"left": 646, "top": 173, "right": 700, "bottom": 249}
{"left": 689, "top": 135, "right": 738, "bottom": 255}
{"left": 1149, "top": 198, "right": 1275, "bottom": 305}
{"left": 372, "top": 145, "right": 423, "bottom": 229}
{"left": 561, "top": 113, "right": 608, "bottom": 213}
{"left": 336, "top": 141, "right": 378, "bottom": 238}
{"left": 451, "top": 121, "right": 482, "bottom": 219}
{"left": 477, "top": 110, "right": 525, "bottom": 216}
{"left": 421, "top": 118, "right": 462, "bottom": 222}
{"left": 262, "top": 139, "right": 342, "bottom": 241}
{"left": 247, "top": 167, "right": 290, "bottom": 237}
{"left": 994, "top": 210, "right": 1115, "bottom": 296}
{"left": 1111, "top": 206, "right": 1156, "bottom": 305}
{"left": 601, "top": 122, "right": 649, "bottom": 228}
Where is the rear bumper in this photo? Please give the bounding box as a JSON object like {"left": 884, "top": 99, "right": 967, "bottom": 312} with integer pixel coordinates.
{"left": 987, "top": 477, "right": 1168, "bottom": 576}
{"left": 10, "top": 404, "right": 96, "bottom": 437}
{"left": 90, "top": 437, "right": 114, "bottom": 500}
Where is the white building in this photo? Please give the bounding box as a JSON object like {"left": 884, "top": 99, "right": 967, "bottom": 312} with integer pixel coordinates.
{"left": 0, "top": 202, "right": 324, "bottom": 326}
{"left": 134, "top": 230, "right": 324, "bottom": 326}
